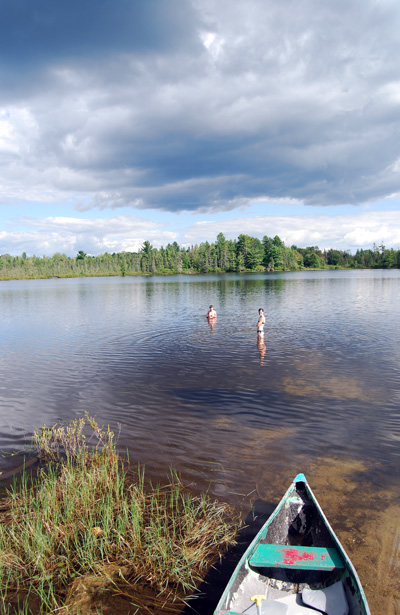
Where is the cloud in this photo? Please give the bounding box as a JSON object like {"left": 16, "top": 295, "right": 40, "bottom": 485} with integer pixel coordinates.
{"left": 182, "top": 209, "right": 400, "bottom": 251}
{"left": 0, "top": 0, "right": 199, "bottom": 77}
{"left": 0, "top": 216, "right": 178, "bottom": 257}
{"left": 1, "top": 0, "right": 400, "bottom": 215}
{"left": 1, "top": 208, "right": 398, "bottom": 257}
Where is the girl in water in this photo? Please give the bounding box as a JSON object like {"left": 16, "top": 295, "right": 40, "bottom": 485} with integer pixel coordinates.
{"left": 257, "top": 308, "right": 265, "bottom": 336}
{"left": 207, "top": 305, "right": 217, "bottom": 319}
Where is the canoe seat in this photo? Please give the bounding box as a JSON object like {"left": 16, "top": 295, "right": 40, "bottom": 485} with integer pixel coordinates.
{"left": 249, "top": 544, "right": 344, "bottom": 570}
{"left": 302, "top": 581, "right": 349, "bottom": 615}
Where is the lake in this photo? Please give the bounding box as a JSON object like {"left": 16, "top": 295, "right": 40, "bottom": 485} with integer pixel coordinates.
{"left": 1, "top": 269, "right": 399, "bottom": 613}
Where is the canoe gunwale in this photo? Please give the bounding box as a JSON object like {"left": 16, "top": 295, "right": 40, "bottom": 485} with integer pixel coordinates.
{"left": 213, "top": 474, "right": 371, "bottom": 615}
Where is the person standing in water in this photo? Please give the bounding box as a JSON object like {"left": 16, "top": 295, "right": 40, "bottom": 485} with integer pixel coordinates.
{"left": 207, "top": 305, "right": 217, "bottom": 319}
{"left": 257, "top": 308, "right": 265, "bottom": 336}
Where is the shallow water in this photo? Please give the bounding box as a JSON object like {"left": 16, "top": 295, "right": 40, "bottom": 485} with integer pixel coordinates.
{"left": 1, "top": 270, "right": 399, "bottom": 613}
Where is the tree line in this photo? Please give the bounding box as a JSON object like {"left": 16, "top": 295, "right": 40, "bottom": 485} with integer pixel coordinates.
{"left": 1, "top": 234, "right": 399, "bottom": 280}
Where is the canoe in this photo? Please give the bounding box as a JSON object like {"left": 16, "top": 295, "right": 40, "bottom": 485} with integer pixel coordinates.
{"left": 214, "top": 473, "right": 370, "bottom": 615}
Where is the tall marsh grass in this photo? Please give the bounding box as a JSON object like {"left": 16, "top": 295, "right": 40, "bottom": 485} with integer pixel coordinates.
{"left": 0, "top": 414, "right": 238, "bottom": 614}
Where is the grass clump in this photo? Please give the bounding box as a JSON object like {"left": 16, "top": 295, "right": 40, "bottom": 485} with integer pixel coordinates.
{"left": 0, "top": 414, "right": 239, "bottom": 614}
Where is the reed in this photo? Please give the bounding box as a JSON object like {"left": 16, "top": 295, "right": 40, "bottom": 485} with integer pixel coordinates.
{"left": 0, "top": 414, "right": 238, "bottom": 614}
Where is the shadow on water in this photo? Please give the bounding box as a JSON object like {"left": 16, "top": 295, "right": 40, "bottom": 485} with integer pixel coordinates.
{"left": 181, "top": 499, "right": 276, "bottom": 615}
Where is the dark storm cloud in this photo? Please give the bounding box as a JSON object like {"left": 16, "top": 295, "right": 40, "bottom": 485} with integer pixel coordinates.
{"left": 0, "top": 0, "right": 198, "bottom": 65}
{"left": 0, "top": 0, "right": 201, "bottom": 100}
{"left": 1, "top": 0, "right": 400, "bottom": 212}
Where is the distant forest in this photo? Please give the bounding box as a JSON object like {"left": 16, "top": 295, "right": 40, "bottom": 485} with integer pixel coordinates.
{"left": 1, "top": 233, "right": 399, "bottom": 280}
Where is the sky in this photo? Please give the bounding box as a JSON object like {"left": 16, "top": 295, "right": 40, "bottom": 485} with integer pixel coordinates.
{"left": 1, "top": 0, "right": 400, "bottom": 257}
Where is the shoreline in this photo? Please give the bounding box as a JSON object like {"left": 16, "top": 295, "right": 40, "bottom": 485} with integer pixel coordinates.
{"left": 0, "top": 264, "right": 387, "bottom": 283}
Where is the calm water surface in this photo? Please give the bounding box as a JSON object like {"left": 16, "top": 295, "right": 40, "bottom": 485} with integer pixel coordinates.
{"left": 1, "top": 270, "right": 399, "bottom": 613}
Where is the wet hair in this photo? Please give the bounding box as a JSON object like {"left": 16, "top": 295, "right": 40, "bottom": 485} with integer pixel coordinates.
{"left": 259, "top": 308, "right": 264, "bottom": 313}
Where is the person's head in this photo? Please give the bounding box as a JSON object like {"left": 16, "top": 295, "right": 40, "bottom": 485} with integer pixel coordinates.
{"left": 259, "top": 308, "right": 264, "bottom": 314}
{"left": 209, "top": 305, "right": 213, "bottom": 309}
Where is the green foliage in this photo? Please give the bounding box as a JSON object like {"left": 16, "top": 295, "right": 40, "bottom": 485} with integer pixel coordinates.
{"left": 141, "top": 240, "right": 153, "bottom": 256}
{"left": 0, "top": 417, "right": 239, "bottom": 613}
{"left": 1, "top": 234, "right": 399, "bottom": 281}
{"left": 301, "top": 247, "right": 325, "bottom": 269}
{"left": 236, "top": 234, "right": 264, "bottom": 270}
{"left": 262, "top": 235, "right": 300, "bottom": 271}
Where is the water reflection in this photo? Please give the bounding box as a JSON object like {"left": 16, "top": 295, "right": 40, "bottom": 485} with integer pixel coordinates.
{"left": 0, "top": 271, "right": 400, "bottom": 611}
{"left": 0, "top": 272, "right": 399, "bottom": 467}
{"left": 207, "top": 316, "right": 217, "bottom": 332}
{"left": 257, "top": 337, "right": 266, "bottom": 365}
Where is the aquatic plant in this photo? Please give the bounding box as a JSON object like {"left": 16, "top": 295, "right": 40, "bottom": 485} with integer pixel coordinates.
{"left": 0, "top": 415, "right": 238, "bottom": 614}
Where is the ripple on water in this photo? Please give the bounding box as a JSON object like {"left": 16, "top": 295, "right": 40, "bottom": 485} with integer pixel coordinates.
{"left": 0, "top": 272, "right": 399, "bottom": 485}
